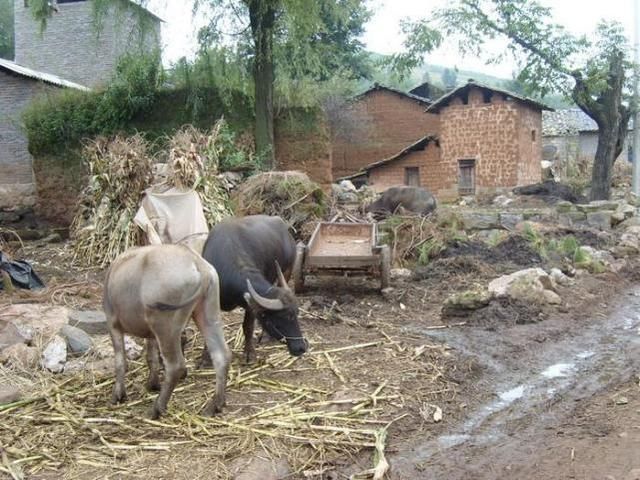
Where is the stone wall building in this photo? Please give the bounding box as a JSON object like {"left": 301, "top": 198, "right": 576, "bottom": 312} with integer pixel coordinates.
{"left": 542, "top": 109, "right": 633, "bottom": 178}
{"left": 1, "top": 0, "right": 161, "bottom": 209}
{"left": 14, "top": 0, "right": 161, "bottom": 88}
{"left": 0, "top": 60, "right": 88, "bottom": 208}
{"left": 349, "top": 81, "right": 551, "bottom": 201}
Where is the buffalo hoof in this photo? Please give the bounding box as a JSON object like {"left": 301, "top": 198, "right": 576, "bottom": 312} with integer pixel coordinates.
{"left": 149, "top": 400, "right": 165, "bottom": 420}
{"left": 111, "top": 385, "right": 127, "bottom": 404}
{"left": 243, "top": 348, "right": 257, "bottom": 365}
{"left": 197, "top": 354, "right": 212, "bottom": 370}
{"left": 146, "top": 377, "right": 161, "bottom": 392}
{"left": 202, "top": 397, "right": 224, "bottom": 416}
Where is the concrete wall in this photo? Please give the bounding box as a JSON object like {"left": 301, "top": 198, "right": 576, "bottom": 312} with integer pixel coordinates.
{"left": 0, "top": 70, "right": 53, "bottom": 207}
{"left": 331, "top": 89, "right": 439, "bottom": 179}
{"left": 14, "top": 0, "right": 160, "bottom": 88}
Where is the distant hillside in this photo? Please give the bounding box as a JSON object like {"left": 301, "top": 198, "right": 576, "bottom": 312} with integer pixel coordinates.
{"left": 362, "top": 52, "right": 573, "bottom": 109}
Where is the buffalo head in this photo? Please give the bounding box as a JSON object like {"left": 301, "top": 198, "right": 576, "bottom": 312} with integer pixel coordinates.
{"left": 244, "top": 262, "right": 307, "bottom": 357}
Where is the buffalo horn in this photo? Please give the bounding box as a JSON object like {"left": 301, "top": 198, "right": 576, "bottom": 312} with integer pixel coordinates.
{"left": 275, "top": 261, "right": 291, "bottom": 291}
{"left": 246, "top": 279, "right": 284, "bottom": 310}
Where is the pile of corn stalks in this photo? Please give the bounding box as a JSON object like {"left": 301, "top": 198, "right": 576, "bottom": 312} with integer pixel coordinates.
{"left": 0, "top": 324, "right": 422, "bottom": 479}
{"left": 166, "top": 122, "right": 232, "bottom": 226}
{"left": 71, "top": 135, "right": 153, "bottom": 268}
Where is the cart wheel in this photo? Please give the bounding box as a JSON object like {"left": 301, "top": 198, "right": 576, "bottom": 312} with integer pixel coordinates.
{"left": 292, "top": 243, "right": 306, "bottom": 293}
{"left": 379, "top": 245, "right": 391, "bottom": 291}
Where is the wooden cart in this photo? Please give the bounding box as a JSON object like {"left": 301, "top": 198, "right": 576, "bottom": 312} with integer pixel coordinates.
{"left": 292, "top": 221, "right": 391, "bottom": 293}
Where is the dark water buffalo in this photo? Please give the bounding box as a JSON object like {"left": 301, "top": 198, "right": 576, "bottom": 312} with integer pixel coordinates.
{"left": 202, "top": 215, "right": 307, "bottom": 362}
{"left": 104, "top": 244, "right": 230, "bottom": 418}
{"left": 366, "top": 186, "right": 437, "bottom": 216}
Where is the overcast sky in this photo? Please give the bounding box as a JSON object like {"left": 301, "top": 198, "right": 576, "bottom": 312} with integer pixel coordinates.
{"left": 149, "top": 0, "right": 634, "bottom": 79}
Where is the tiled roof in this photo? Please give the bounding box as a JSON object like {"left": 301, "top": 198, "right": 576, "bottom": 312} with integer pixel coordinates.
{"left": 0, "top": 58, "right": 90, "bottom": 90}
{"left": 352, "top": 83, "right": 432, "bottom": 106}
{"left": 542, "top": 108, "right": 597, "bottom": 135}
{"left": 425, "top": 79, "right": 552, "bottom": 113}
{"left": 337, "top": 135, "right": 440, "bottom": 182}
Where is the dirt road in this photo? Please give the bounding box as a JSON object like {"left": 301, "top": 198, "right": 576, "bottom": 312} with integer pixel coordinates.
{"left": 391, "top": 285, "right": 640, "bottom": 480}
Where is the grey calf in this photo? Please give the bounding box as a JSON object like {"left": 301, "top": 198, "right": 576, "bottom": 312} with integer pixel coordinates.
{"left": 103, "top": 244, "right": 230, "bottom": 418}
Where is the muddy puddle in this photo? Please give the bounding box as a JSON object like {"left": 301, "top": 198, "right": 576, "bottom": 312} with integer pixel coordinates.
{"left": 392, "top": 286, "right": 640, "bottom": 478}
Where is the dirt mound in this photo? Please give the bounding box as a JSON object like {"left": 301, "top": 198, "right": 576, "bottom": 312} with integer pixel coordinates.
{"left": 444, "top": 296, "right": 545, "bottom": 328}
{"left": 512, "top": 180, "right": 586, "bottom": 204}
{"left": 414, "top": 256, "right": 496, "bottom": 282}
{"left": 438, "top": 236, "right": 542, "bottom": 267}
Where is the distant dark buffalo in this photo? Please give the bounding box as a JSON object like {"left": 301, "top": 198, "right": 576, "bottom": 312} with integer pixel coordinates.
{"left": 202, "top": 215, "right": 307, "bottom": 363}
{"left": 366, "top": 186, "right": 438, "bottom": 216}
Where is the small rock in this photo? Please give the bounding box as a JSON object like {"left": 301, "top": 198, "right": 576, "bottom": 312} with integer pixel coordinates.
{"left": 41, "top": 335, "right": 67, "bottom": 373}
{"left": 442, "top": 289, "right": 493, "bottom": 317}
{"left": 390, "top": 268, "right": 412, "bottom": 280}
{"left": 577, "top": 201, "right": 619, "bottom": 213}
{"left": 618, "top": 216, "right": 640, "bottom": 230}
{"left": 615, "top": 396, "right": 629, "bottom": 405}
{"left": 0, "top": 343, "right": 39, "bottom": 369}
{"left": 492, "top": 195, "right": 513, "bottom": 207}
{"left": 0, "top": 320, "right": 28, "bottom": 351}
{"left": 612, "top": 211, "right": 627, "bottom": 226}
{"left": 0, "top": 385, "right": 22, "bottom": 405}
{"left": 542, "top": 290, "right": 562, "bottom": 305}
{"left": 550, "top": 268, "right": 573, "bottom": 286}
{"left": 460, "top": 211, "right": 501, "bottom": 230}
{"left": 338, "top": 180, "right": 356, "bottom": 192}
{"left": 68, "top": 310, "right": 108, "bottom": 335}
{"left": 555, "top": 201, "right": 575, "bottom": 213}
{"left": 60, "top": 324, "right": 93, "bottom": 354}
{"left": 586, "top": 211, "right": 613, "bottom": 230}
{"left": 125, "top": 336, "right": 142, "bottom": 360}
{"left": 499, "top": 213, "right": 524, "bottom": 231}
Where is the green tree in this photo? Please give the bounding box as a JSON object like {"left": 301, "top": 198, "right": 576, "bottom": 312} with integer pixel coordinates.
{"left": 0, "top": 0, "right": 14, "bottom": 60}
{"left": 194, "top": 0, "right": 371, "bottom": 167}
{"left": 399, "top": 0, "right": 633, "bottom": 200}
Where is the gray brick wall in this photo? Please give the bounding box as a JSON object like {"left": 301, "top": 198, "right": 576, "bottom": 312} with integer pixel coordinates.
{"left": 0, "top": 70, "right": 53, "bottom": 207}
{"left": 14, "top": 0, "right": 161, "bottom": 88}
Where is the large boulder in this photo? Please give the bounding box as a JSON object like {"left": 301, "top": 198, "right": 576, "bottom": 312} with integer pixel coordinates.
{"left": 60, "top": 325, "right": 93, "bottom": 355}
{"left": 442, "top": 289, "right": 493, "bottom": 317}
{"left": 68, "top": 310, "right": 109, "bottom": 335}
{"left": 488, "top": 268, "right": 561, "bottom": 305}
{"left": 0, "top": 320, "right": 27, "bottom": 351}
{"left": 5, "top": 304, "right": 68, "bottom": 346}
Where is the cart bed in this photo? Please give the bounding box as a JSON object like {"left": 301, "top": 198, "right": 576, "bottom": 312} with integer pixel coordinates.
{"left": 306, "top": 223, "right": 377, "bottom": 268}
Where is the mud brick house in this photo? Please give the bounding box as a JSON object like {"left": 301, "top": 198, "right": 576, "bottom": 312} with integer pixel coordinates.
{"left": 0, "top": 0, "right": 161, "bottom": 209}
{"left": 331, "top": 83, "right": 440, "bottom": 180}
{"left": 348, "top": 81, "right": 551, "bottom": 201}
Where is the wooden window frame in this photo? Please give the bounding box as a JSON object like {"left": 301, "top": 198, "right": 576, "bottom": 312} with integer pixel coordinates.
{"left": 458, "top": 159, "right": 476, "bottom": 195}
{"left": 404, "top": 167, "right": 420, "bottom": 187}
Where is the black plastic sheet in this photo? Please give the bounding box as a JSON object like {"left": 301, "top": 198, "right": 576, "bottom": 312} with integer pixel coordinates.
{"left": 0, "top": 252, "right": 45, "bottom": 290}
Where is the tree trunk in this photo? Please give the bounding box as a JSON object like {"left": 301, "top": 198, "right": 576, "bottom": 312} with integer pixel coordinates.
{"left": 572, "top": 50, "right": 627, "bottom": 201}
{"left": 248, "top": 0, "right": 277, "bottom": 169}
{"left": 590, "top": 127, "right": 619, "bottom": 200}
